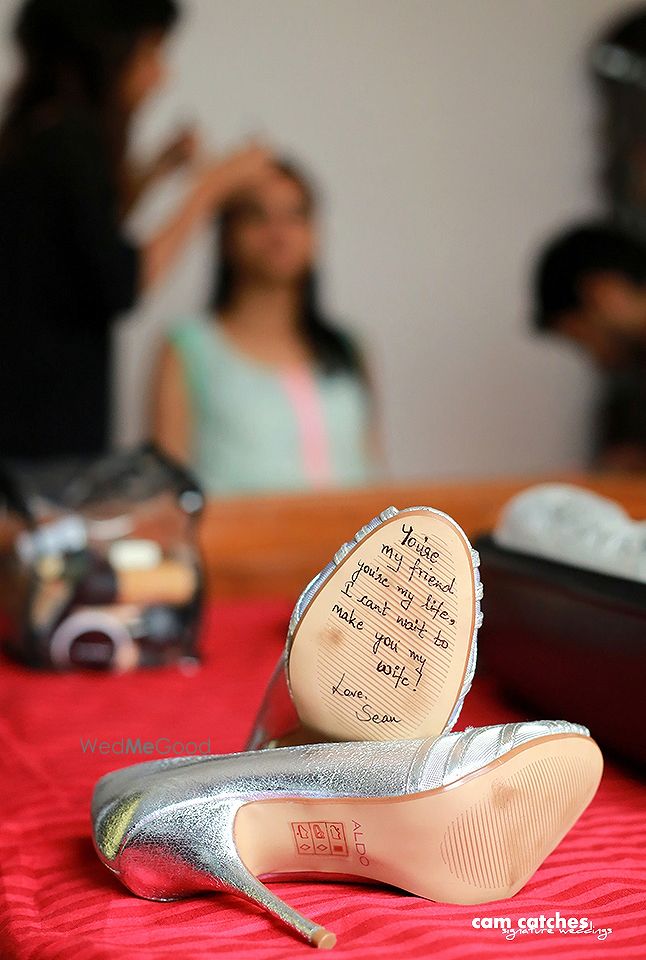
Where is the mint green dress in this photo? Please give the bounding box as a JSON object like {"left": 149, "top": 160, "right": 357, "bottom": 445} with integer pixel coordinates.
{"left": 167, "top": 317, "right": 374, "bottom": 495}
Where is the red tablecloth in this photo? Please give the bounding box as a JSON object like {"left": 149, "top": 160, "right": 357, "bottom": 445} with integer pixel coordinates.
{"left": 0, "top": 599, "right": 644, "bottom": 960}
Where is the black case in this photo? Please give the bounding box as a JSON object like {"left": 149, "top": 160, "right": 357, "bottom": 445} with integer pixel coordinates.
{"left": 474, "top": 534, "right": 646, "bottom": 769}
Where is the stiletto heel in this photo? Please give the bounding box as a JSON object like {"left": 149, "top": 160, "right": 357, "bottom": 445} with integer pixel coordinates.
{"left": 98, "top": 790, "right": 336, "bottom": 948}
{"left": 248, "top": 505, "right": 483, "bottom": 749}
{"left": 181, "top": 800, "right": 336, "bottom": 948}
{"left": 92, "top": 721, "right": 602, "bottom": 949}
{"left": 197, "top": 841, "right": 336, "bottom": 949}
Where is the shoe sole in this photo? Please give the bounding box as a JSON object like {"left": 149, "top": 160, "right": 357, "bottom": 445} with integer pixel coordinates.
{"left": 235, "top": 733, "right": 603, "bottom": 905}
{"left": 288, "top": 508, "right": 479, "bottom": 742}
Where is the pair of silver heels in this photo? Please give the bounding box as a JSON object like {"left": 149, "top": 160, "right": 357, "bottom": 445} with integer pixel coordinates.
{"left": 92, "top": 506, "right": 603, "bottom": 949}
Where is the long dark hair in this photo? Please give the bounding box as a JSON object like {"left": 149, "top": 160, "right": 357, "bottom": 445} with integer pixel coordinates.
{"left": 211, "top": 159, "right": 361, "bottom": 377}
{"left": 0, "top": 0, "right": 179, "bottom": 178}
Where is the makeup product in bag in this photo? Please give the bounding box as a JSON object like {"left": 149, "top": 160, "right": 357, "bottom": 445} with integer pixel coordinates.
{"left": 75, "top": 551, "right": 198, "bottom": 607}
{"left": 49, "top": 603, "right": 193, "bottom": 671}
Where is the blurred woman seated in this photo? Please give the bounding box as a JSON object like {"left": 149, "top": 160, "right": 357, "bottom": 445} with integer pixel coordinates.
{"left": 153, "top": 159, "right": 379, "bottom": 494}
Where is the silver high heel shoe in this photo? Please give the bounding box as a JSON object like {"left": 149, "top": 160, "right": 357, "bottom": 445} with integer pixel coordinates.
{"left": 247, "top": 506, "right": 483, "bottom": 749}
{"left": 92, "top": 720, "right": 602, "bottom": 949}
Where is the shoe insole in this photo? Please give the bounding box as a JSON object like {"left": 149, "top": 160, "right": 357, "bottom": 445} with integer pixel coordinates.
{"left": 288, "top": 509, "right": 477, "bottom": 742}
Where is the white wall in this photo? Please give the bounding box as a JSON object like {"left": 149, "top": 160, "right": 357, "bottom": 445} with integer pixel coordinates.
{"left": 0, "top": 0, "right": 636, "bottom": 479}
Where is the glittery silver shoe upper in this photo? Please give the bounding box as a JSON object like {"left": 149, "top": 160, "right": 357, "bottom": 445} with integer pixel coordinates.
{"left": 93, "top": 719, "right": 588, "bottom": 870}
{"left": 412, "top": 719, "right": 590, "bottom": 790}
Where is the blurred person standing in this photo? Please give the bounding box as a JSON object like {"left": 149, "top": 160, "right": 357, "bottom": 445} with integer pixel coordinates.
{"left": 0, "top": 0, "right": 271, "bottom": 459}
{"left": 153, "top": 159, "right": 379, "bottom": 494}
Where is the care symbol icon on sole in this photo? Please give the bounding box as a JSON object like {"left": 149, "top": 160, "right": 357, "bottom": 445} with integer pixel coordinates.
{"left": 290, "top": 820, "right": 349, "bottom": 857}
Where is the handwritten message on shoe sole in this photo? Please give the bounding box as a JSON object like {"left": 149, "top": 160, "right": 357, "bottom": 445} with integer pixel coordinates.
{"left": 289, "top": 512, "right": 475, "bottom": 741}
